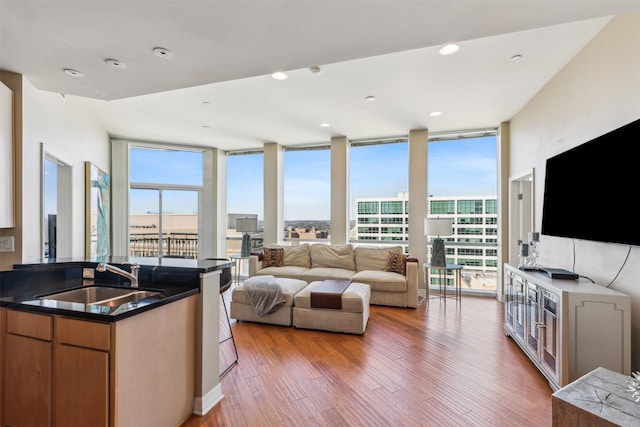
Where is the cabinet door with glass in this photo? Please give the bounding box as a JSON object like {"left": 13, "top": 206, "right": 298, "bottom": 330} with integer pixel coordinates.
{"left": 539, "top": 289, "right": 560, "bottom": 384}
{"left": 525, "top": 283, "right": 541, "bottom": 359}
{"left": 504, "top": 269, "right": 527, "bottom": 347}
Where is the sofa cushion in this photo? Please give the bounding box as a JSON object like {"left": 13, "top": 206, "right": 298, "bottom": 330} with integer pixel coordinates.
{"left": 300, "top": 267, "right": 355, "bottom": 283}
{"left": 262, "top": 247, "right": 284, "bottom": 268}
{"left": 310, "top": 244, "right": 355, "bottom": 270}
{"left": 257, "top": 266, "right": 309, "bottom": 280}
{"left": 385, "top": 252, "right": 407, "bottom": 275}
{"left": 354, "top": 246, "right": 403, "bottom": 272}
{"left": 351, "top": 270, "right": 407, "bottom": 293}
{"left": 268, "top": 244, "right": 311, "bottom": 268}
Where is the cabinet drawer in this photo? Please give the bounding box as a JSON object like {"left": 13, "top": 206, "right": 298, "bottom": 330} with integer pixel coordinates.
{"left": 6, "top": 310, "right": 53, "bottom": 340}
{"left": 55, "top": 317, "right": 111, "bottom": 351}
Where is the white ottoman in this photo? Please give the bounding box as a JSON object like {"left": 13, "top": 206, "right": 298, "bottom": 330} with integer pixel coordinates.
{"left": 293, "top": 281, "right": 370, "bottom": 334}
{"left": 230, "top": 277, "right": 308, "bottom": 326}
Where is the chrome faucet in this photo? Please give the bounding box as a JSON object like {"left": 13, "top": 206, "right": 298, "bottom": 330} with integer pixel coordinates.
{"left": 96, "top": 262, "right": 139, "bottom": 288}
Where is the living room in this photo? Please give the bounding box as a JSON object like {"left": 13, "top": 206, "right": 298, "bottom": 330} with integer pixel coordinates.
{"left": 1, "top": 2, "right": 639, "bottom": 426}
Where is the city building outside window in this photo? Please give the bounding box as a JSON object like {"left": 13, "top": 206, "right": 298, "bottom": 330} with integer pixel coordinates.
{"left": 284, "top": 147, "right": 330, "bottom": 243}
{"left": 129, "top": 146, "right": 203, "bottom": 258}
{"left": 427, "top": 133, "right": 498, "bottom": 293}
{"left": 350, "top": 140, "right": 408, "bottom": 249}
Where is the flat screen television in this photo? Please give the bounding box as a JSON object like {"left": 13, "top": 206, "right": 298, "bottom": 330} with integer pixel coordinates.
{"left": 541, "top": 118, "right": 640, "bottom": 246}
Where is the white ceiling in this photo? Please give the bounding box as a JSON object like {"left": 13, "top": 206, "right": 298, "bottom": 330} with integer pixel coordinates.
{"left": 1, "top": 1, "right": 639, "bottom": 151}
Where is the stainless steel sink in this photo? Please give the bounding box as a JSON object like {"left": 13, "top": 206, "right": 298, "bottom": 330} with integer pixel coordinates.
{"left": 38, "top": 286, "right": 162, "bottom": 306}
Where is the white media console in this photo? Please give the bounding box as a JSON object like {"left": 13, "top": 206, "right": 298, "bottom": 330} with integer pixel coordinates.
{"left": 503, "top": 263, "right": 631, "bottom": 390}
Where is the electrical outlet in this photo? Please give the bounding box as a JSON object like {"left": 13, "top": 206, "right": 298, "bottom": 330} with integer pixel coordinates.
{"left": 0, "top": 236, "right": 14, "bottom": 252}
{"left": 82, "top": 268, "right": 95, "bottom": 279}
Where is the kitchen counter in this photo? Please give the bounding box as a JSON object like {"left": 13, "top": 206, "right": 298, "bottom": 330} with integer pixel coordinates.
{"left": 1, "top": 256, "right": 230, "bottom": 423}
{"left": 0, "top": 257, "right": 233, "bottom": 321}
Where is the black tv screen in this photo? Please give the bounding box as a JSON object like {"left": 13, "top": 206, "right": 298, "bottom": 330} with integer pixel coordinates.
{"left": 541, "top": 118, "right": 640, "bottom": 246}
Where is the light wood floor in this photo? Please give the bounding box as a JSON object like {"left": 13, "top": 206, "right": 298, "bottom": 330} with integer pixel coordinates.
{"left": 183, "top": 294, "right": 553, "bottom": 427}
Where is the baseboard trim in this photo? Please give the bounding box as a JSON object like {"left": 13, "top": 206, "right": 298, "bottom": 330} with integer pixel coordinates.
{"left": 193, "top": 383, "right": 224, "bottom": 416}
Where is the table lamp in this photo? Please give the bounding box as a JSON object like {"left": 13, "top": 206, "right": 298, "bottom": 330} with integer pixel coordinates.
{"left": 425, "top": 218, "right": 452, "bottom": 267}
{"left": 236, "top": 217, "right": 258, "bottom": 257}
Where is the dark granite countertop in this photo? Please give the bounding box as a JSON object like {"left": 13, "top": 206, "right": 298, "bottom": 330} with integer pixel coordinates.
{"left": 0, "top": 257, "right": 233, "bottom": 322}
{"left": 14, "top": 256, "right": 234, "bottom": 273}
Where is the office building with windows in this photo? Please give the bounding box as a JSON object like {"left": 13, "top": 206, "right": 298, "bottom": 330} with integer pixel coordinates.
{"left": 355, "top": 194, "right": 498, "bottom": 290}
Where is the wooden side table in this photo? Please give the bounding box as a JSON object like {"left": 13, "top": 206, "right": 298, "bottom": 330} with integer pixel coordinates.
{"left": 552, "top": 366, "right": 640, "bottom": 426}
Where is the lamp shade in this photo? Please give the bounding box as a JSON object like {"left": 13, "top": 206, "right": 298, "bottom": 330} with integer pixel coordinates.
{"left": 236, "top": 217, "right": 257, "bottom": 232}
{"left": 424, "top": 218, "right": 452, "bottom": 237}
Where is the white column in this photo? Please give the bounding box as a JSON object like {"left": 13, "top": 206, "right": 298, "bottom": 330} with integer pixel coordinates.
{"left": 496, "top": 121, "right": 510, "bottom": 301}
{"left": 201, "top": 147, "right": 226, "bottom": 258}
{"left": 408, "top": 129, "right": 428, "bottom": 289}
{"left": 330, "top": 136, "right": 349, "bottom": 244}
{"left": 263, "top": 142, "right": 284, "bottom": 246}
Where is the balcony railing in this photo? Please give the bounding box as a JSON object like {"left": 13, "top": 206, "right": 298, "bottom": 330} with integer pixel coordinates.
{"left": 129, "top": 233, "right": 199, "bottom": 259}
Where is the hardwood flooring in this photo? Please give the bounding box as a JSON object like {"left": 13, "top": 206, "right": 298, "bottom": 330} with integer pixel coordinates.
{"left": 183, "top": 294, "right": 553, "bottom": 427}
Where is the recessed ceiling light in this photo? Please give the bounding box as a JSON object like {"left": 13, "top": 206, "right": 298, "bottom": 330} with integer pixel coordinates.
{"left": 63, "top": 68, "right": 84, "bottom": 77}
{"left": 202, "top": 101, "right": 210, "bottom": 105}
{"left": 309, "top": 66, "right": 321, "bottom": 75}
{"left": 430, "top": 111, "right": 443, "bottom": 117}
{"left": 511, "top": 54, "right": 523, "bottom": 61}
{"left": 365, "top": 95, "right": 376, "bottom": 102}
{"left": 272, "top": 72, "right": 288, "bottom": 80}
{"left": 105, "top": 59, "right": 126, "bottom": 69}
{"left": 202, "top": 125, "right": 210, "bottom": 128}
{"left": 320, "top": 123, "right": 331, "bottom": 128}
{"left": 153, "top": 47, "right": 174, "bottom": 58}
{"left": 438, "top": 44, "right": 460, "bottom": 56}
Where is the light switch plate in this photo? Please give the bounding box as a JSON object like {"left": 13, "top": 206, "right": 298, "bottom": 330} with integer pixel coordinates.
{"left": 0, "top": 236, "right": 14, "bottom": 252}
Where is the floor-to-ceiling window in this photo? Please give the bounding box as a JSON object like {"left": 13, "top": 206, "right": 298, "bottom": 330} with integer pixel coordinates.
{"left": 129, "top": 146, "right": 203, "bottom": 258}
{"left": 284, "top": 146, "right": 330, "bottom": 243}
{"left": 226, "top": 151, "right": 264, "bottom": 257}
{"left": 349, "top": 138, "right": 408, "bottom": 250}
{"left": 426, "top": 132, "right": 498, "bottom": 293}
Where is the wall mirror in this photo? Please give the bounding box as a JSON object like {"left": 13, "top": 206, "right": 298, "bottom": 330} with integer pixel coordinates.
{"left": 85, "top": 161, "right": 111, "bottom": 257}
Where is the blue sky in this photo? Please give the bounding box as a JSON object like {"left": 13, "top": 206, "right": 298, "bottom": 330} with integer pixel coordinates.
{"left": 124, "top": 136, "right": 497, "bottom": 219}
{"left": 228, "top": 136, "right": 497, "bottom": 220}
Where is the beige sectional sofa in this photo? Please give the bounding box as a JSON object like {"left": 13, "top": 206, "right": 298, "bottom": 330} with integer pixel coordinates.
{"left": 247, "top": 243, "right": 419, "bottom": 308}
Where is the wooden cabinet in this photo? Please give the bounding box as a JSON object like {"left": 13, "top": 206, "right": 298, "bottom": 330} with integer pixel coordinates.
{"left": 3, "top": 310, "right": 53, "bottom": 426}
{"left": 2, "top": 296, "right": 196, "bottom": 427}
{"left": 54, "top": 317, "right": 111, "bottom": 427}
{"left": 2, "top": 311, "right": 109, "bottom": 427}
{"left": 504, "top": 264, "right": 631, "bottom": 390}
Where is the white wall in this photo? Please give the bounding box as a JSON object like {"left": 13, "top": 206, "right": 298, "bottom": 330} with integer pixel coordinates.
{"left": 509, "top": 11, "right": 640, "bottom": 369}
{"left": 21, "top": 80, "right": 110, "bottom": 261}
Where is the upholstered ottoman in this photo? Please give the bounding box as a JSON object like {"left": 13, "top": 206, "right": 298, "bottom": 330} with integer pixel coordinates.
{"left": 230, "top": 277, "right": 308, "bottom": 326}
{"left": 293, "top": 281, "right": 370, "bottom": 334}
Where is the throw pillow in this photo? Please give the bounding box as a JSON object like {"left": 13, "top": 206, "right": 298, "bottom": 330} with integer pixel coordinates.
{"left": 262, "top": 248, "right": 284, "bottom": 268}
{"left": 385, "top": 252, "right": 407, "bottom": 275}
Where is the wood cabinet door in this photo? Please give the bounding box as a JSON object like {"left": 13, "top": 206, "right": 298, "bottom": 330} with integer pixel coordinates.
{"left": 4, "top": 334, "right": 52, "bottom": 427}
{"left": 54, "top": 344, "right": 109, "bottom": 427}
